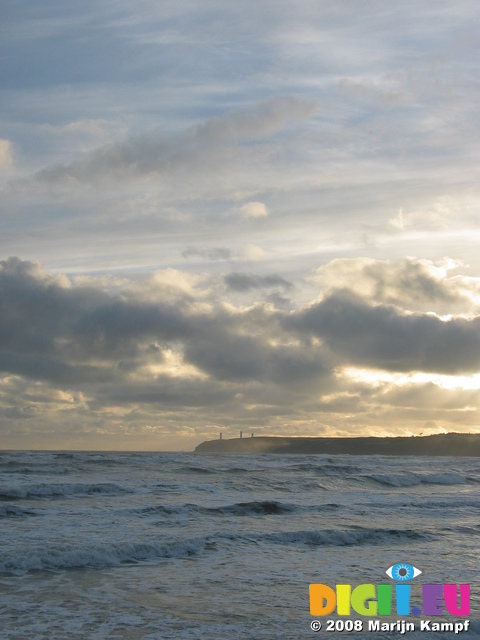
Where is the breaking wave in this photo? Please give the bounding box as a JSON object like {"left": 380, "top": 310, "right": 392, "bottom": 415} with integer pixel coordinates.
{"left": 0, "top": 526, "right": 428, "bottom": 575}
{"left": 0, "top": 538, "right": 211, "bottom": 575}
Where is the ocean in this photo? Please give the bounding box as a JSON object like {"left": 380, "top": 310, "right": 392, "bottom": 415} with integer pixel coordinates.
{"left": 0, "top": 451, "right": 478, "bottom": 639}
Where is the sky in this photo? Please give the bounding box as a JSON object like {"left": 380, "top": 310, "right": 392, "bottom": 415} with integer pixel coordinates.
{"left": 1, "top": 0, "right": 480, "bottom": 450}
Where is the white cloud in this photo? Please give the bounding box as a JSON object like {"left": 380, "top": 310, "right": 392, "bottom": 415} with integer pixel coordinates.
{"left": 242, "top": 244, "right": 266, "bottom": 260}
{"left": 310, "top": 257, "right": 480, "bottom": 314}
{"left": 241, "top": 201, "right": 269, "bottom": 218}
{"left": 0, "top": 139, "right": 14, "bottom": 169}
{"left": 388, "top": 208, "right": 406, "bottom": 232}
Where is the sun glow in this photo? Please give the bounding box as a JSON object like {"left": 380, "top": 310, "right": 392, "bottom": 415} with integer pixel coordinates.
{"left": 342, "top": 368, "right": 480, "bottom": 391}
{"left": 146, "top": 349, "right": 208, "bottom": 380}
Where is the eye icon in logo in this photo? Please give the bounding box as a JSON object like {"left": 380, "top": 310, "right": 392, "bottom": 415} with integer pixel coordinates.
{"left": 386, "top": 563, "right": 422, "bottom": 581}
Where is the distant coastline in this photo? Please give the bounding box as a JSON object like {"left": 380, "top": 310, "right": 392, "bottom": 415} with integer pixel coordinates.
{"left": 195, "top": 432, "right": 480, "bottom": 456}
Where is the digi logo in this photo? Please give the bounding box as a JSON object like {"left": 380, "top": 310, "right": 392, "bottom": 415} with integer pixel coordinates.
{"left": 309, "top": 563, "right": 470, "bottom": 617}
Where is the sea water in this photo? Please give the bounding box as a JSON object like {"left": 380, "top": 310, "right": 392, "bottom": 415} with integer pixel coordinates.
{"left": 0, "top": 452, "right": 479, "bottom": 639}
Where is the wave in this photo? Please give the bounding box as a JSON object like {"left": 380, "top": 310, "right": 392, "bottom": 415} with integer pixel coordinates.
{"left": 209, "top": 500, "right": 296, "bottom": 515}
{"left": 408, "top": 498, "right": 480, "bottom": 510}
{"left": 134, "top": 500, "right": 341, "bottom": 518}
{"left": 134, "top": 501, "right": 294, "bottom": 517}
{"left": 179, "top": 466, "right": 216, "bottom": 475}
{"left": 316, "top": 463, "right": 362, "bottom": 476}
{"left": 0, "top": 525, "right": 427, "bottom": 575}
{"left": 255, "top": 526, "right": 428, "bottom": 547}
{"left": 54, "top": 452, "right": 115, "bottom": 462}
{"left": 51, "top": 452, "right": 126, "bottom": 468}
{"left": 0, "top": 538, "right": 212, "bottom": 575}
{"left": 0, "top": 504, "right": 41, "bottom": 518}
{"left": 0, "top": 482, "right": 131, "bottom": 501}
{"left": 361, "top": 497, "right": 480, "bottom": 511}
{"left": 135, "top": 503, "right": 202, "bottom": 517}
{"left": 447, "top": 524, "right": 480, "bottom": 535}
{"left": 367, "top": 472, "right": 467, "bottom": 487}
{"left": 208, "top": 500, "right": 341, "bottom": 516}
{"left": 0, "top": 463, "right": 72, "bottom": 475}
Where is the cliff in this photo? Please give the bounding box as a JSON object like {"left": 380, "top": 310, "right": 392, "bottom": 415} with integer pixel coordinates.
{"left": 194, "top": 433, "right": 480, "bottom": 456}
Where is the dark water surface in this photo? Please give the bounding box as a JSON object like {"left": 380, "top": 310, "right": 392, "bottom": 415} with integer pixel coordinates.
{"left": 1, "top": 452, "right": 478, "bottom": 638}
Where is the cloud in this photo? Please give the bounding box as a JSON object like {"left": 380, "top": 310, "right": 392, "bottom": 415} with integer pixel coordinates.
{"left": 0, "top": 258, "right": 332, "bottom": 431}
{"left": 1, "top": 257, "right": 479, "bottom": 447}
{"left": 0, "top": 258, "right": 192, "bottom": 378}
{"left": 2, "top": 256, "right": 479, "bottom": 395}
{"left": 242, "top": 244, "right": 266, "bottom": 260}
{"left": 0, "top": 139, "right": 14, "bottom": 169}
{"left": 224, "top": 272, "right": 292, "bottom": 292}
{"left": 182, "top": 247, "right": 232, "bottom": 261}
{"left": 31, "top": 97, "right": 319, "bottom": 187}
{"left": 289, "top": 291, "right": 480, "bottom": 374}
{"left": 310, "top": 257, "right": 480, "bottom": 314}
{"left": 241, "top": 201, "right": 269, "bottom": 218}
{"left": 2, "top": 1, "right": 480, "bottom": 449}
{"left": 183, "top": 332, "right": 329, "bottom": 386}
{"left": 388, "top": 208, "right": 406, "bottom": 232}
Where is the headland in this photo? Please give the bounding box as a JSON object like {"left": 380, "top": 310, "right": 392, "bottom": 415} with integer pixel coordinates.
{"left": 195, "top": 432, "right": 480, "bottom": 455}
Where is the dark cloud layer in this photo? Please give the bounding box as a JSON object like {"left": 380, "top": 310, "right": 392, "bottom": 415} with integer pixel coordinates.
{"left": 1, "top": 257, "right": 479, "bottom": 449}
{"left": 2, "top": 258, "right": 480, "bottom": 386}
{"left": 290, "top": 292, "right": 480, "bottom": 374}
{"left": 0, "top": 258, "right": 319, "bottom": 390}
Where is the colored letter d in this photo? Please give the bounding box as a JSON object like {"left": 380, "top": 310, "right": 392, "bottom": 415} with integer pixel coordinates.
{"left": 309, "top": 584, "right": 336, "bottom": 616}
